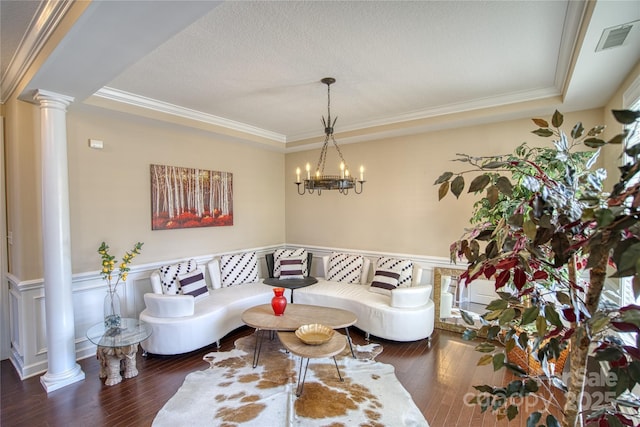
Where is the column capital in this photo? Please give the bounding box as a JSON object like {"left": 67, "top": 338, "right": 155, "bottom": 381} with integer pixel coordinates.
{"left": 32, "top": 89, "right": 74, "bottom": 108}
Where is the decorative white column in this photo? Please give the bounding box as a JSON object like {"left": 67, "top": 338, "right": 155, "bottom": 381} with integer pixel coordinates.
{"left": 33, "top": 90, "right": 85, "bottom": 392}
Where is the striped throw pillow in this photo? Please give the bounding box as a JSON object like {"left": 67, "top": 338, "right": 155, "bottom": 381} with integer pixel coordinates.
{"left": 279, "top": 256, "right": 305, "bottom": 279}
{"left": 370, "top": 269, "right": 401, "bottom": 295}
{"left": 274, "top": 248, "right": 308, "bottom": 277}
{"left": 327, "top": 253, "right": 364, "bottom": 284}
{"left": 178, "top": 270, "right": 209, "bottom": 301}
{"left": 376, "top": 257, "right": 413, "bottom": 287}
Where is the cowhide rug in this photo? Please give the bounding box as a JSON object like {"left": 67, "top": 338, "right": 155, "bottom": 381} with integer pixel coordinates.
{"left": 153, "top": 333, "right": 429, "bottom": 426}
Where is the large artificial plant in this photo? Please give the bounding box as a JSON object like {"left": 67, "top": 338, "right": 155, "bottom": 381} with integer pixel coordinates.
{"left": 435, "top": 109, "right": 640, "bottom": 426}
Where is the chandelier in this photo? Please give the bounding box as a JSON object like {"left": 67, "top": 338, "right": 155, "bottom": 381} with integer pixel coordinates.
{"left": 295, "top": 77, "right": 365, "bottom": 195}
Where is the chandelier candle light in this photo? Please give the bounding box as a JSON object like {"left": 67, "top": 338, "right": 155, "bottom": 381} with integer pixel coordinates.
{"left": 296, "top": 77, "right": 365, "bottom": 195}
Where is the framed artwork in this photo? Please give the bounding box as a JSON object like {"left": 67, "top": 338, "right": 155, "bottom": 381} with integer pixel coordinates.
{"left": 150, "top": 164, "right": 233, "bottom": 230}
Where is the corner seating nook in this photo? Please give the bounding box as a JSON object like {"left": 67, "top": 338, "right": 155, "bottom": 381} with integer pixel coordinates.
{"left": 140, "top": 250, "right": 435, "bottom": 356}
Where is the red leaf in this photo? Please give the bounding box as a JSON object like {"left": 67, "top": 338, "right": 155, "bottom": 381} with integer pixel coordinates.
{"left": 623, "top": 345, "right": 640, "bottom": 360}
{"left": 562, "top": 328, "right": 575, "bottom": 340}
{"left": 514, "top": 268, "right": 526, "bottom": 290}
{"left": 495, "top": 270, "right": 511, "bottom": 289}
{"left": 532, "top": 270, "right": 548, "bottom": 280}
{"left": 620, "top": 304, "right": 640, "bottom": 312}
{"left": 496, "top": 258, "right": 518, "bottom": 270}
{"left": 484, "top": 265, "right": 496, "bottom": 279}
{"left": 611, "top": 321, "right": 640, "bottom": 333}
{"left": 562, "top": 308, "right": 576, "bottom": 322}
{"left": 615, "top": 414, "right": 636, "bottom": 426}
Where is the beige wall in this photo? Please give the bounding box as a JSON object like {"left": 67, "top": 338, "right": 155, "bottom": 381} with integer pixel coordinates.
{"left": 4, "top": 97, "right": 42, "bottom": 280}
{"left": 65, "top": 105, "right": 286, "bottom": 273}
{"left": 285, "top": 109, "right": 605, "bottom": 259}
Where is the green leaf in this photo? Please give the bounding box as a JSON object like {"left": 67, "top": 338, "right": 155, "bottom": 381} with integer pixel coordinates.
{"left": 518, "top": 331, "right": 529, "bottom": 349}
{"left": 594, "top": 347, "right": 624, "bottom": 362}
{"left": 461, "top": 309, "right": 475, "bottom": 325}
{"left": 438, "top": 181, "right": 449, "bottom": 201}
{"left": 584, "top": 137, "right": 606, "bottom": 148}
{"left": 487, "top": 185, "right": 499, "bottom": 207}
{"left": 477, "top": 354, "right": 493, "bottom": 366}
{"left": 482, "top": 161, "right": 506, "bottom": 169}
{"left": 521, "top": 306, "right": 539, "bottom": 325}
{"left": 451, "top": 175, "right": 465, "bottom": 199}
{"left": 462, "top": 329, "right": 477, "bottom": 341}
{"left": 492, "top": 353, "right": 505, "bottom": 371}
{"left": 595, "top": 208, "right": 615, "bottom": 227}
{"left": 499, "top": 308, "right": 516, "bottom": 326}
{"left": 527, "top": 412, "right": 542, "bottom": 427}
{"left": 523, "top": 219, "right": 537, "bottom": 240}
{"left": 486, "top": 299, "right": 509, "bottom": 311}
{"left": 587, "top": 125, "right": 606, "bottom": 136}
{"left": 544, "top": 305, "right": 563, "bottom": 328}
{"left": 468, "top": 174, "right": 491, "bottom": 193}
{"left": 532, "top": 128, "right": 553, "bottom": 137}
{"left": 508, "top": 213, "right": 524, "bottom": 228}
{"left": 608, "top": 130, "right": 628, "bottom": 144}
{"left": 552, "top": 110, "right": 563, "bottom": 127}
{"left": 590, "top": 313, "right": 610, "bottom": 334}
{"left": 606, "top": 415, "right": 625, "bottom": 427}
{"left": 475, "top": 342, "right": 496, "bottom": 353}
{"left": 532, "top": 118, "right": 548, "bottom": 128}
{"left": 495, "top": 176, "right": 513, "bottom": 196}
{"left": 546, "top": 414, "right": 560, "bottom": 427}
{"left": 506, "top": 404, "right": 518, "bottom": 421}
{"left": 524, "top": 379, "right": 539, "bottom": 393}
{"left": 434, "top": 171, "right": 453, "bottom": 185}
{"left": 612, "top": 109, "right": 640, "bottom": 125}
{"left": 556, "top": 292, "right": 571, "bottom": 305}
{"left": 571, "top": 122, "right": 584, "bottom": 139}
{"left": 617, "top": 243, "right": 640, "bottom": 278}
{"left": 536, "top": 315, "right": 547, "bottom": 337}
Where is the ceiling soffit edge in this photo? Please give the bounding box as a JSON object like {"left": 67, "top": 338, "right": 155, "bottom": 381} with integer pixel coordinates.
{"left": 0, "top": 0, "right": 74, "bottom": 104}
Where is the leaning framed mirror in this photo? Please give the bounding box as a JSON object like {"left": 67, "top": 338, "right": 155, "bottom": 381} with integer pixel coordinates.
{"left": 433, "top": 266, "right": 494, "bottom": 334}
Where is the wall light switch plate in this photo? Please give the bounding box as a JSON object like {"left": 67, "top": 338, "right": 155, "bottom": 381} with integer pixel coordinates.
{"left": 88, "top": 139, "right": 104, "bottom": 149}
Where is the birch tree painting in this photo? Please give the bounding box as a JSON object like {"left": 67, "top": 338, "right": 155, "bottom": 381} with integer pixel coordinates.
{"left": 150, "top": 164, "right": 233, "bottom": 230}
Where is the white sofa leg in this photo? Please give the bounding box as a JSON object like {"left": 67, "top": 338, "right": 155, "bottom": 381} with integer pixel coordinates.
{"left": 365, "top": 332, "right": 370, "bottom": 342}
{"left": 216, "top": 340, "right": 221, "bottom": 348}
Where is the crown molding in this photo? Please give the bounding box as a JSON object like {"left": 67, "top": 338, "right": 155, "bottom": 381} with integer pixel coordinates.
{"left": 94, "top": 87, "right": 287, "bottom": 144}
{"left": 0, "top": 0, "right": 73, "bottom": 104}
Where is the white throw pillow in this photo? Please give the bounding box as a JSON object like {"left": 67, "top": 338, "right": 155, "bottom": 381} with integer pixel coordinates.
{"left": 369, "top": 268, "right": 401, "bottom": 295}
{"left": 274, "top": 248, "right": 308, "bottom": 277}
{"left": 178, "top": 269, "right": 209, "bottom": 301}
{"left": 327, "top": 252, "right": 364, "bottom": 284}
{"left": 278, "top": 256, "right": 305, "bottom": 280}
{"left": 220, "top": 252, "right": 259, "bottom": 287}
{"left": 375, "top": 257, "right": 413, "bottom": 287}
{"left": 158, "top": 259, "right": 197, "bottom": 295}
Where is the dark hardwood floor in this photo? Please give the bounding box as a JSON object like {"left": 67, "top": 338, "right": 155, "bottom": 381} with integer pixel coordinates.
{"left": 1, "top": 327, "right": 564, "bottom": 426}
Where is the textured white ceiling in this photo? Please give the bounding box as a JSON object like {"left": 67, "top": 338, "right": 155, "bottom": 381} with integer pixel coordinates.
{"left": 3, "top": 1, "right": 640, "bottom": 147}
{"left": 106, "top": 0, "right": 569, "bottom": 140}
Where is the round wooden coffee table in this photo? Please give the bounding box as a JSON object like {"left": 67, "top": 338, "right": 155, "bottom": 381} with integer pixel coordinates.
{"left": 241, "top": 303, "right": 357, "bottom": 367}
{"left": 278, "top": 331, "right": 346, "bottom": 397}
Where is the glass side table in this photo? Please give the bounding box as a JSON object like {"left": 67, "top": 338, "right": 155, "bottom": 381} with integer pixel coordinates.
{"left": 86, "top": 318, "right": 152, "bottom": 386}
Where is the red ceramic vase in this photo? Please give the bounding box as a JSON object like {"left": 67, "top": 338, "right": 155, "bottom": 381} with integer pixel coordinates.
{"left": 271, "top": 287, "right": 287, "bottom": 316}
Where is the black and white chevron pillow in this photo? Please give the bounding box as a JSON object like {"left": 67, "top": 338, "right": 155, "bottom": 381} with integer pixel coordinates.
{"left": 220, "top": 252, "right": 259, "bottom": 287}
{"left": 327, "top": 252, "right": 364, "bottom": 284}
{"left": 274, "top": 248, "right": 308, "bottom": 277}
{"left": 158, "top": 259, "right": 197, "bottom": 295}
{"left": 376, "top": 257, "right": 413, "bottom": 287}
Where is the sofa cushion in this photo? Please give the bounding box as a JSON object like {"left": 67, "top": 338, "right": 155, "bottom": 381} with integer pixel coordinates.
{"left": 178, "top": 269, "right": 209, "bottom": 301}
{"left": 278, "top": 256, "right": 305, "bottom": 279}
{"left": 220, "top": 252, "right": 259, "bottom": 287}
{"left": 158, "top": 259, "right": 197, "bottom": 295}
{"left": 376, "top": 257, "right": 413, "bottom": 287}
{"left": 369, "top": 269, "right": 401, "bottom": 295}
{"left": 273, "top": 248, "right": 308, "bottom": 277}
{"left": 327, "top": 252, "right": 364, "bottom": 284}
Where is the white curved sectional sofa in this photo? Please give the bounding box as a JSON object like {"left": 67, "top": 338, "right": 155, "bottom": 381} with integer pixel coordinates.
{"left": 139, "top": 251, "right": 435, "bottom": 356}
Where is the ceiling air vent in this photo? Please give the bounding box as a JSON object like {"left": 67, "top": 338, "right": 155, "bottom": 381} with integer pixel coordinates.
{"left": 596, "top": 22, "right": 636, "bottom": 52}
